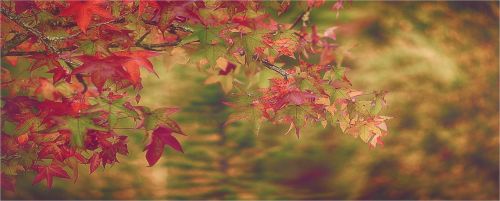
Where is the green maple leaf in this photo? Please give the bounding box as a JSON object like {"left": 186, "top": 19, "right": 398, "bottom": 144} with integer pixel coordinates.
{"left": 61, "top": 116, "right": 106, "bottom": 147}
{"left": 141, "top": 107, "right": 184, "bottom": 135}
{"left": 242, "top": 30, "right": 267, "bottom": 56}
{"left": 2, "top": 118, "right": 40, "bottom": 136}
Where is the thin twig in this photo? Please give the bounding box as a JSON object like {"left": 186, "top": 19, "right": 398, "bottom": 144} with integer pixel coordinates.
{"left": 142, "top": 19, "right": 194, "bottom": 33}
{"left": 253, "top": 55, "right": 290, "bottom": 79}
{"left": 133, "top": 30, "right": 181, "bottom": 51}
{"left": 135, "top": 30, "right": 151, "bottom": 45}
{"left": 289, "top": 8, "right": 310, "bottom": 30}
{"left": 135, "top": 40, "right": 181, "bottom": 51}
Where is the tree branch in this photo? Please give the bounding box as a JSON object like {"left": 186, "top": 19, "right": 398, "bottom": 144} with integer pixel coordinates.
{"left": 2, "top": 50, "right": 43, "bottom": 57}
{"left": 1, "top": 7, "right": 88, "bottom": 93}
{"left": 1, "top": 39, "right": 184, "bottom": 56}
{"left": 2, "top": 6, "right": 289, "bottom": 80}
{"left": 2, "top": 46, "right": 78, "bottom": 57}
{"left": 141, "top": 19, "right": 194, "bottom": 33}
{"left": 0, "top": 7, "right": 58, "bottom": 53}
{"left": 2, "top": 33, "right": 30, "bottom": 53}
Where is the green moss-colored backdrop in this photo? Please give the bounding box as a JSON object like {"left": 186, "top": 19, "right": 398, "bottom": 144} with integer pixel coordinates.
{"left": 3, "top": 1, "right": 498, "bottom": 200}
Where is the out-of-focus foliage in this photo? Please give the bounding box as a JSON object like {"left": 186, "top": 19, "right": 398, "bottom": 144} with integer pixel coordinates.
{"left": 2, "top": 1, "right": 498, "bottom": 200}
{"left": 1, "top": 0, "right": 387, "bottom": 192}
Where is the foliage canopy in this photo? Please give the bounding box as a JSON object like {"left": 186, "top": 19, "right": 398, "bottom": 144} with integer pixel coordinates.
{"left": 0, "top": 0, "right": 390, "bottom": 191}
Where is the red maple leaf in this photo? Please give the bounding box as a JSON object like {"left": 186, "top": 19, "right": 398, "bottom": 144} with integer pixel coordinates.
{"left": 38, "top": 143, "right": 66, "bottom": 161}
{"left": 71, "top": 55, "right": 132, "bottom": 91}
{"left": 114, "top": 50, "right": 160, "bottom": 84}
{"left": 155, "top": 127, "right": 183, "bottom": 153}
{"left": 98, "top": 25, "right": 135, "bottom": 49}
{"left": 84, "top": 131, "right": 128, "bottom": 169}
{"left": 37, "top": 131, "right": 87, "bottom": 163}
{"left": 144, "top": 135, "right": 165, "bottom": 167}
{"left": 28, "top": 54, "right": 61, "bottom": 71}
{"left": 218, "top": 62, "right": 237, "bottom": 75}
{"left": 47, "top": 66, "right": 69, "bottom": 84}
{"left": 258, "top": 78, "right": 316, "bottom": 113}
{"left": 32, "top": 163, "right": 71, "bottom": 188}
{"left": 137, "top": 0, "right": 159, "bottom": 16}
{"left": 38, "top": 97, "right": 89, "bottom": 119}
{"left": 1, "top": 96, "right": 40, "bottom": 122}
{"left": 72, "top": 51, "right": 158, "bottom": 91}
{"left": 100, "top": 135, "right": 128, "bottom": 167}
{"left": 89, "top": 152, "right": 101, "bottom": 174}
{"left": 215, "top": 1, "right": 248, "bottom": 14}
{"left": 148, "top": 1, "right": 204, "bottom": 31}
{"left": 14, "top": 0, "right": 37, "bottom": 14}
{"left": 59, "top": 0, "right": 113, "bottom": 33}
{"left": 145, "top": 126, "right": 183, "bottom": 166}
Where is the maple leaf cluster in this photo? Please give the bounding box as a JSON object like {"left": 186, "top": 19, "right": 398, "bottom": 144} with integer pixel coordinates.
{"left": 0, "top": 0, "right": 389, "bottom": 191}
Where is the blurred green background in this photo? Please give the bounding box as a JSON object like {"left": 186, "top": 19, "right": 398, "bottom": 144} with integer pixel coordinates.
{"left": 2, "top": 1, "right": 499, "bottom": 200}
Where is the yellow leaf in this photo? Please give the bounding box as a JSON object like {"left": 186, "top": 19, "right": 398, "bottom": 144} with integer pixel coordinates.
{"left": 369, "top": 133, "right": 382, "bottom": 147}
{"left": 339, "top": 116, "right": 349, "bottom": 133}
{"left": 321, "top": 120, "right": 327, "bottom": 128}
{"left": 326, "top": 105, "right": 336, "bottom": 115}
{"left": 220, "top": 76, "right": 233, "bottom": 93}
{"left": 216, "top": 57, "right": 228, "bottom": 70}
{"left": 348, "top": 90, "right": 363, "bottom": 98}
{"left": 359, "top": 125, "right": 372, "bottom": 143}
{"left": 204, "top": 75, "right": 219, "bottom": 85}
{"left": 315, "top": 96, "right": 330, "bottom": 105}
